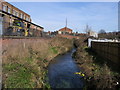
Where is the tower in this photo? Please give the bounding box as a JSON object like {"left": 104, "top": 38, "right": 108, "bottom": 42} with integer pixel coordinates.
{"left": 65, "top": 18, "right": 67, "bottom": 31}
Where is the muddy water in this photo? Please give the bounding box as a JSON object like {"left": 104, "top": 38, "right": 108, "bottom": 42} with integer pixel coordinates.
{"left": 48, "top": 48, "right": 84, "bottom": 88}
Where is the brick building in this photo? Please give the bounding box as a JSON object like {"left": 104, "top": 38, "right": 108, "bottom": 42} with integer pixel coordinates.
{"left": 58, "top": 27, "right": 73, "bottom": 35}
{"left": 0, "top": 0, "right": 44, "bottom": 36}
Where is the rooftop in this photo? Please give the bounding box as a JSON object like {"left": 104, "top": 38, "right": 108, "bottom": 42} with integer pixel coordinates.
{"left": 59, "top": 27, "right": 73, "bottom": 32}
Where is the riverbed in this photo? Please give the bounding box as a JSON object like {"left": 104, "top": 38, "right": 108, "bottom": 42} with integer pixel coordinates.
{"left": 48, "top": 48, "right": 84, "bottom": 88}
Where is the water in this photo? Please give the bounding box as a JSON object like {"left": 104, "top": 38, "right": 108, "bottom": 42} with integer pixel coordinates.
{"left": 48, "top": 48, "right": 84, "bottom": 88}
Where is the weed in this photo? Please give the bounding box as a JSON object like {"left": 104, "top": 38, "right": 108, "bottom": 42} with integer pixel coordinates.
{"left": 2, "top": 37, "right": 73, "bottom": 88}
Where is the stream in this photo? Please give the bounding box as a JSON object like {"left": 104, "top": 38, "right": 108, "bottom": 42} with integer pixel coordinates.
{"left": 48, "top": 48, "right": 84, "bottom": 88}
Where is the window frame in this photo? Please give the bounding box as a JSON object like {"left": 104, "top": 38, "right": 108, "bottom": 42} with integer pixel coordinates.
{"left": 3, "top": 4, "right": 7, "bottom": 12}
{"left": 8, "top": 7, "right": 11, "bottom": 13}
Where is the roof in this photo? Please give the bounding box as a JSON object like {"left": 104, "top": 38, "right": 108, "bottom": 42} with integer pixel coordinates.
{"left": 59, "top": 27, "right": 73, "bottom": 32}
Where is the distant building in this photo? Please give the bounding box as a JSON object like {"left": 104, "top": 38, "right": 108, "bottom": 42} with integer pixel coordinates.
{"left": 88, "top": 30, "right": 98, "bottom": 38}
{"left": 98, "top": 31, "right": 120, "bottom": 40}
{"left": 85, "top": 24, "right": 98, "bottom": 38}
{"left": 58, "top": 27, "right": 73, "bottom": 35}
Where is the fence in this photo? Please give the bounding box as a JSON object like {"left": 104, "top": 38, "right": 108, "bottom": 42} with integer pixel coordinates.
{"left": 91, "top": 41, "right": 120, "bottom": 66}
{"left": 1, "top": 21, "right": 43, "bottom": 37}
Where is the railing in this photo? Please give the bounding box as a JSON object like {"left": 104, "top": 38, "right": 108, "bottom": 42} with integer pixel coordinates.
{"left": 1, "top": 21, "right": 43, "bottom": 37}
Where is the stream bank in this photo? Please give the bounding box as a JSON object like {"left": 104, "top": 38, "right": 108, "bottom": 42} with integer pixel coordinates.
{"left": 2, "top": 37, "right": 73, "bottom": 88}
{"left": 74, "top": 39, "right": 120, "bottom": 90}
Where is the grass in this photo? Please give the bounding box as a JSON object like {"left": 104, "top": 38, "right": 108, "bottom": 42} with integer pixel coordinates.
{"left": 2, "top": 37, "right": 73, "bottom": 88}
{"left": 4, "top": 63, "right": 35, "bottom": 88}
{"left": 50, "top": 47, "right": 58, "bottom": 54}
{"left": 6, "top": 67, "right": 34, "bottom": 88}
{"left": 43, "top": 71, "right": 51, "bottom": 89}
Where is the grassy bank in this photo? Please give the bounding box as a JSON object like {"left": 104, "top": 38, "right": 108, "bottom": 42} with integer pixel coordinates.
{"left": 74, "top": 39, "right": 120, "bottom": 89}
{"left": 2, "top": 37, "right": 73, "bottom": 88}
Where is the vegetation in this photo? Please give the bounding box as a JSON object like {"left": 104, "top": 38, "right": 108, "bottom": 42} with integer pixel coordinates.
{"left": 74, "top": 38, "right": 120, "bottom": 89}
{"left": 2, "top": 37, "right": 73, "bottom": 88}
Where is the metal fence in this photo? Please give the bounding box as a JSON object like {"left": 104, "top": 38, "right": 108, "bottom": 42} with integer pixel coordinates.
{"left": 1, "top": 21, "right": 43, "bottom": 37}
{"left": 91, "top": 41, "right": 120, "bottom": 65}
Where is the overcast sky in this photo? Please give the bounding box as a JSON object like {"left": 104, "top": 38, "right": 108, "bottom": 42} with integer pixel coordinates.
{"left": 9, "top": 2, "right": 118, "bottom": 33}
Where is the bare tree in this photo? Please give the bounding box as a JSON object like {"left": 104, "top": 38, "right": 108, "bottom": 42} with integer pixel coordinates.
{"left": 99, "top": 29, "right": 106, "bottom": 34}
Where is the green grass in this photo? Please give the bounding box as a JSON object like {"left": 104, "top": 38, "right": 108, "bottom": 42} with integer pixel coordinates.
{"left": 50, "top": 47, "right": 58, "bottom": 54}
{"left": 5, "top": 66, "right": 35, "bottom": 88}
{"left": 4, "top": 63, "right": 21, "bottom": 72}
{"left": 4, "top": 63, "right": 35, "bottom": 88}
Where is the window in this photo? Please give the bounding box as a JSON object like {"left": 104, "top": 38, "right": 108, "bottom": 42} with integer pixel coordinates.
{"left": 16, "top": 11, "right": 19, "bottom": 17}
{"left": 24, "top": 15, "right": 26, "bottom": 20}
{"left": 20, "top": 13, "right": 23, "bottom": 18}
{"left": 13, "top": 10, "right": 18, "bottom": 17}
{"left": 26, "top": 16, "right": 28, "bottom": 21}
{"left": 19, "top": 13, "right": 21, "bottom": 18}
{"left": 28, "top": 18, "right": 30, "bottom": 21}
{"left": 27, "top": 17, "right": 31, "bottom": 21}
{"left": 13, "top": 10, "right": 16, "bottom": 15}
{"left": 29, "top": 18, "right": 31, "bottom": 22}
{"left": 26, "top": 16, "right": 29, "bottom": 21}
{"left": 3, "top": 5, "right": 7, "bottom": 12}
{"left": 22, "top": 14, "right": 24, "bottom": 19}
{"left": 8, "top": 7, "right": 11, "bottom": 13}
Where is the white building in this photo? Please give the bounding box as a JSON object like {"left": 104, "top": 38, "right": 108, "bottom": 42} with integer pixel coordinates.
{"left": 88, "top": 30, "right": 98, "bottom": 38}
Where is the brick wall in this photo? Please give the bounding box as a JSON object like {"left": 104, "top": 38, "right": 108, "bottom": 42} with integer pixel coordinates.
{"left": 57, "top": 34, "right": 80, "bottom": 39}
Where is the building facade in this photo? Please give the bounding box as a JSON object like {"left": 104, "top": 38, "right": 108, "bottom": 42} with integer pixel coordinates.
{"left": 88, "top": 31, "right": 98, "bottom": 38}
{"left": 58, "top": 27, "right": 72, "bottom": 35}
{"left": 0, "top": 0, "right": 43, "bottom": 36}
